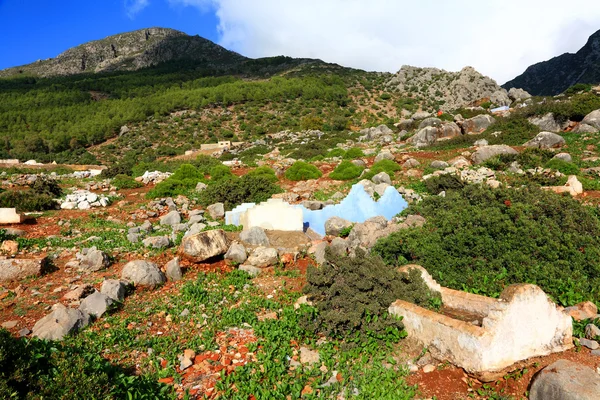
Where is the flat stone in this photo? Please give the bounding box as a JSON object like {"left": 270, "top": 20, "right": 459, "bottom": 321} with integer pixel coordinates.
{"left": 239, "top": 264, "right": 261, "bottom": 276}
{"left": 1, "top": 320, "right": 18, "bottom": 329}
{"left": 579, "top": 338, "right": 599, "bottom": 350}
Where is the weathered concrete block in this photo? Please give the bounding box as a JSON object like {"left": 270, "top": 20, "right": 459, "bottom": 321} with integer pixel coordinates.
{"left": 0, "top": 208, "right": 24, "bottom": 224}
{"left": 239, "top": 199, "right": 303, "bottom": 231}
{"left": 0, "top": 258, "right": 47, "bottom": 282}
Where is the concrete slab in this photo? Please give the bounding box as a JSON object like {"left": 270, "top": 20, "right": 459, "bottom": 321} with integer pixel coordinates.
{"left": 0, "top": 208, "right": 24, "bottom": 224}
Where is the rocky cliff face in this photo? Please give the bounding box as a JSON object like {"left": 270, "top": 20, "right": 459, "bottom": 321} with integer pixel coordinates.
{"left": 503, "top": 29, "right": 600, "bottom": 96}
{"left": 385, "top": 65, "right": 509, "bottom": 111}
{"left": 0, "top": 27, "right": 247, "bottom": 78}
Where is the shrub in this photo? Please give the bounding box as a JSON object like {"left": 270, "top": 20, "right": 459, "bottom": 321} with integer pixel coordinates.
{"left": 0, "top": 191, "right": 56, "bottom": 212}
{"left": 246, "top": 166, "right": 278, "bottom": 183}
{"left": 191, "top": 155, "right": 221, "bottom": 174}
{"left": 302, "top": 249, "right": 439, "bottom": 341}
{"left": 343, "top": 147, "right": 365, "bottom": 160}
{"left": 329, "top": 160, "right": 363, "bottom": 180}
{"left": 285, "top": 161, "right": 322, "bottom": 181}
{"left": 482, "top": 116, "right": 539, "bottom": 146}
{"left": 112, "top": 174, "right": 143, "bottom": 189}
{"left": 362, "top": 159, "right": 401, "bottom": 180}
{"left": 147, "top": 163, "right": 205, "bottom": 198}
{"left": 29, "top": 177, "right": 62, "bottom": 197}
{"left": 101, "top": 163, "right": 134, "bottom": 178}
{"left": 516, "top": 147, "right": 555, "bottom": 169}
{"left": 209, "top": 165, "right": 235, "bottom": 182}
{"left": 545, "top": 159, "right": 580, "bottom": 175}
{"left": 372, "top": 184, "right": 600, "bottom": 305}
{"left": 198, "top": 175, "right": 282, "bottom": 209}
{"left": 424, "top": 174, "right": 464, "bottom": 194}
{"left": 326, "top": 148, "right": 345, "bottom": 158}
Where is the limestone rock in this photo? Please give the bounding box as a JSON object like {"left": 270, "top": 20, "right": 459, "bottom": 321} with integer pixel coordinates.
{"left": 508, "top": 87, "right": 531, "bottom": 101}
{"left": 553, "top": 153, "right": 572, "bottom": 162}
{"left": 78, "top": 249, "right": 110, "bottom": 272}
{"left": 471, "top": 145, "right": 518, "bottom": 164}
{"left": 0, "top": 258, "right": 47, "bottom": 283}
{"left": 529, "top": 359, "right": 600, "bottom": 400}
{"left": 32, "top": 303, "right": 90, "bottom": 341}
{"left": 79, "top": 291, "right": 113, "bottom": 318}
{"left": 121, "top": 260, "right": 166, "bottom": 288}
{"left": 585, "top": 324, "right": 600, "bottom": 340}
{"left": 528, "top": 113, "right": 561, "bottom": 133}
{"left": 310, "top": 242, "right": 327, "bottom": 265}
{"left": 524, "top": 132, "right": 565, "bottom": 149}
{"left": 325, "top": 217, "right": 353, "bottom": 237}
{"left": 565, "top": 301, "right": 598, "bottom": 321}
{"left": 225, "top": 242, "right": 247, "bottom": 264}
{"left": 239, "top": 226, "right": 270, "bottom": 246}
{"left": 239, "top": 264, "right": 262, "bottom": 277}
{"left": 374, "top": 151, "right": 394, "bottom": 163}
{"left": 101, "top": 279, "right": 127, "bottom": 302}
{"left": 207, "top": 203, "right": 225, "bottom": 219}
{"left": 246, "top": 247, "right": 278, "bottom": 268}
{"left": 430, "top": 160, "right": 449, "bottom": 170}
{"left": 408, "top": 126, "right": 438, "bottom": 148}
{"left": 372, "top": 172, "right": 392, "bottom": 185}
{"left": 329, "top": 237, "right": 348, "bottom": 257}
{"left": 165, "top": 257, "right": 182, "bottom": 281}
{"left": 160, "top": 210, "right": 181, "bottom": 226}
{"left": 417, "top": 117, "right": 442, "bottom": 130}
{"left": 142, "top": 236, "right": 171, "bottom": 249}
{"left": 581, "top": 109, "right": 600, "bottom": 130}
{"left": 462, "top": 114, "right": 495, "bottom": 134}
{"left": 180, "top": 230, "right": 229, "bottom": 262}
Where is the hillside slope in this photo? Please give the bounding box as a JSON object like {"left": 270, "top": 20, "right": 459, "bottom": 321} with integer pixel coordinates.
{"left": 503, "top": 29, "right": 600, "bottom": 96}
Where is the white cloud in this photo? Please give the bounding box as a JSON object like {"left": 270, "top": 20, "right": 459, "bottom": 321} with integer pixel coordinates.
{"left": 125, "top": 0, "right": 150, "bottom": 19}
{"left": 171, "top": 0, "right": 600, "bottom": 84}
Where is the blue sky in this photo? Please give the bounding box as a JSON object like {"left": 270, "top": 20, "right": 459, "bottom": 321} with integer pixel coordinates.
{"left": 0, "top": 0, "right": 220, "bottom": 70}
{"left": 1, "top": 1, "right": 600, "bottom": 83}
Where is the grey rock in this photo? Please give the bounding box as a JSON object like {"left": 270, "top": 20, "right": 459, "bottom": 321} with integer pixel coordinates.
{"left": 180, "top": 230, "right": 229, "bottom": 262}
{"left": 239, "top": 264, "right": 262, "bottom": 277}
{"left": 403, "top": 158, "right": 420, "bottom": 169}
{"left": 101, "top": 279, "right": 127, "bottom": 302}
{"left": 490, "top": 89, "right": 511, "bottom": 106}
{"left": 574, "top": 123, "right": 598, "bottom": 133}
{"left": 528, "top": 113, "right": 561, "bottom": 132}
{"left": 246, "top": 247, "right": 278, "bottom": 268}
{"left": 508, "top": 88, "right": 531, "bottom": 101}
{"left": 127, "top": 232, "right": 142, "bottom": 243}
{"left": 207, "top": 203, "right": 225, "bottom": 219}
{"left": 372, "top": 172, "right": 392, "bottom": 185}
{"left": 462, "top": 114, "right": 495, "bottom": 134}
{"left": 187, "top": 222, "right": 206, "bottom": 235}
{"left": 397, "top": 119, "right": 414, "bottom": 131}
{"left": 160, "top": 210, "right": 181, "bottom": 226}
{"left": 529, "top": 359, "right": 600, "bottom": 400}
{"left": 412, "top": 111, "right": 431, "bottom": 120}
{"left": 437, "top": 122, "right": 462, "bottom": 139}
{"left": 329, "top": 237, "right": 348, "bottom": 257}
{"left": 374, "top": 151, "right": 394, "bottom": 163}
{"left": 585, "top": 323, "right": 600, "bottom": 340}
{"left": 418, "top": 117, "right": 442, "bottom": 130}
{"left": 4, "top": 228, "right": 26, "bottom": 237}
{"left": 240, "top": 226, "right": 270, "bottom": 246}
{"left": 188, "top": 214, "right": 205, "bottom": 225}
{"left": 579, "top": 338, "right": 599, "bottom": 350}
{"left": 553, "top": 153, "right": 573, "bottom": 162}
{"left": 142, "top": 236, "right": 171, "bottom": 249}
{"left": 0, "top": 258, "right": 47, "bottom": 283}
{"left": 471, "top": 145, "right": 518, "bottom": 164}
{"left": 324, "top": 217, "right": 353, "bottom": 237}
{"left": 32, "top": 303, "right": 90, "bottom": 341}
{"left": 121, "top": 260, "right": 166, "bottom": 288}
{"left": 195, "top": 182, "right": 207, "bottom": 192}
{"left": 311, "top": 242, "right": 327, "bottom": 265}
{"left": 302, "top": 200, "right": 324, "bottom": 210}
{"left": 408, "top": 126, "right": 438, "bottom": 148}
{"left": 79, "top": 248, "right": 110, "bottom": 272}
{"left": 172, "top": 223, "right": 189, "bottom": 233}
{"left": 140, "top": 220, "right": 153, "bottom": 232}
{"left": 18, "top": 328, "right": 30, "bottom": 337}
{"left": 474, "top": 139, "right": 489, "bottom": 147}
{"left": 165, "top": 257, "right": 182, "bottom": 281}
{"left": 581, "top": 109, "right": 600, "bottom": 130}
{"left": 430, "top": 160, "right": 449, "bottom": 169}
{"left": 524, "top": 132, "right": 566, "bottom": 149}
{"left": 225, "top": 242, "right": 247, "bottom": 264}
{"left": 351, "top": 159, "right": 366, "bottom": 168}
{"left": 79, "top": 291, "right": 113, "bottom": 318}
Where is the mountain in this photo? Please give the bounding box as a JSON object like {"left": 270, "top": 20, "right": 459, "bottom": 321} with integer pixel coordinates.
{"left": 386, "top": 65, "right": 510, "bottom": 111}
{"left": 0, "top": 27, "right": 248, "bottom": 78}
{"left": 503, "top": 29, "right": 600, "bottom": 96}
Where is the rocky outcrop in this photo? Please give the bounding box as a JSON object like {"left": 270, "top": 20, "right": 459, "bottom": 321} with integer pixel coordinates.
{"left": 471, "top": 145, "right": 518, "bottom": 165}
{"left": 180, "top": 230, "right": 229, "bottom": 262}
{"left": 461, "top": 114, "right": 495, "bottom": 135}
{"left": 504, "top": 29, "right": 600, "bottom": 95}
{"left": 386, "top": 65, "right": 509, "bottom": 111}
{"left": 524, "top": 132, "right": 566, "bottom": 149}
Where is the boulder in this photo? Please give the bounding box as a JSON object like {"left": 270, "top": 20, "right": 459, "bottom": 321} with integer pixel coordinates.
{"left": 142, "top": 236, "right": 171, "bottom": 249}
{"left": 402, "top": 158, "right": 420, "bottom": 169}
{"left": 529, "top": 359, "right": 600, "bottom": 400}
{"left": 565, "top": 301, "right": 598, "bottom": 321}
{"left": 160, "top": 210, "right": 181, "bottom": 226}
{"left": 310, "top": 241, "right": 327, "bottom": 265}
{"left": 239, "top": 264, "right": 262, "bottom": 277}
{"left": 412, "top": 111, "right": 431, "bottom": 120}
{"left": 100, "top": 279, "right": 127, "bottom": 302}
{"left": 225, "top": 242, "right": 247, "bottom": 264}
{"left": 528, "top": 113, "right": 561, "bottom": 133}
{"left": 165, "top": 257, "right": 182, "bottom": 281}
{"left": 372, "top": 172, "right": 392, "bottom": 185}
{"left": 524, "top": 132, "right": 565, "bottom": 149}
{"left": 418, "top": 117, "right": 442, "bottom": 130}
{"left": 329, "top": 237, "right": 348, "bottom": 257}
{"left": 490, "top": 89, "right": 511, "bottom": 106}
{"left": 408, "top": 126, "right": 438, "bottom": 148}
{"left": 121, "top": 260, "right": 166, "bottom": 288}
{"left": 585, "top": 324, "right": 600, "bottom": 340}
{"left": 0, "top": 258, "right": 47, "bottom": 283}
{"left": 553, "top": 153, "right": 572, "bottom": 162}
{"left": 573, "top": 123, "right": 598, "bottom": 133}
{"left": 397, "top": 119, "right": 415, "bottom": 131}
{"left": 246, "top": 247, "right": 278, "bottom": 268}
{"left": 374, "top": 151, "right": 394, "bottom": 163}
{"left": 461, "top": 114, "right": 495, "bottom": 134}
{"left": 207, "top": 203, "right": 225, "bottom": 219}
{"left": 437, "top": 122, "right": 462, "bottom": 139}
{"left": 325, "top": 216, "right": 353, "bottom": 237}
{"left": 239, "top": 226, "right": 270, "bottom": 246}
{"left": 79, "top": 291, "right": 113, "bottom": 318}
{"left": 581, "top": 109, "right": 600, "bottom": 130}
{"left": 32, "top": 303, "right": 90, "bottom": 341}
{"left": 471, "top": 145, "right": 518, "bottom": 164}
{"left": 508, "top": 87, "right": 532, "bottom": 101}
{"left": 78, "top": 249, "right": 110, "bottom": 272}
{"left": 180, "top": 230, "right": 229, "bottom": 262}
{"left": 430, "top": 160, "right": 449, "bottom": 170}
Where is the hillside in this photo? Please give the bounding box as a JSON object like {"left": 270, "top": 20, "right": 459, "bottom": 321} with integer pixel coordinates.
{"left": 503, "top": 29, "right": 600, "bottom": 96}
{"left": 0, "top": 27, "right": 248, "bottom": 78}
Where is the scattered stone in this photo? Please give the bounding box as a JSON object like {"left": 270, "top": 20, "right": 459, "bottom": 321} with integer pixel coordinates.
{"left": 528, "top": 113, "right": 561, "bottom": 133}
{"left": 207, "top": 203, "right": 225, "bottom": 219}
{"left": 78, "top": 248, "right": 110, "bottom": 272}
{"left": 565, "top": 301, "right": 598, "bottom": 321}
{"left": 329, "top": 237, "right": 348, "bottom": 256}
{"left": 79, "top": 291, "right": 114, "bottom": 318}
{"left": 127, "top": 232, "right": 142, "bottom": 243}
{"left": 195, "top": 182, "right": 207, "bottom": 192}
{"left": 524, "top": 131, "right": 566, "bottom": 149}
{"left": 32, "top": 303, "right": 90, "bottom": 341}
{"left": 310, "top": 241, "right": 327, "bottom": 265}
{"left": 462, "top": 114, "right": 495, "bottom": 134}
{"left": 324, "top": 217, "right": 353, "bottom": 237}
{"left": 579, "top": 338, "right": 599, "bottom": 350}
{"left": 239, "top": 226, "right": 270, "bottom": 246}
{"left": 374, "top": 151, "right": 394, "bottom": 163}
{"left": 160, "top": 210, "right": 181, "bottom": 226}
{"left": 553, "top": 153, "right": 572, "bottom": 162}
{"left": 1, "top": 320, "right": 18, "bottom": 329}
{"left": 585, "top": 324, "right": 600, "bottom": 340}
{"left": 225, "top": 242, "right": 247, "bottom": 264}
{"left": 180, "top": 230, "right": 229, "bottom": 262}
{"left": 246, "top": 247, "right": 278, "bottom": 268}
{"left": 471, "top": 145, "right": 518, "bottom": 164}
{"left": 408, "top": 126, "right": 438, "bottom": 148}
{"left": 430, "top": 160, "right": 449, "bottom": 170}
{"left": 299, "top": 347, "right": 320, "bottom": 365}
{"left": 18, "top": 328, "right": 30, "bottom": 337}
{"left": 423, "top": 364, "right": 436, "bottom": 373}
{"left": 0, "top": 240, "right": 18, "bottom": 256}
{"left": 239, "top": 264, "right": 262, "bottom": 277}
{"left": 0, "top": 258, "right": 47, "bottom": 283}
{"left": 101, "top": 279, "right": 127, "bottom": 302}
{"left": 165, "top": 257, "right": 182, "bottom": 281}
{"left": 403, "top": 158, "right": 420, "bottom": 169}
{"left": 474, "top": 139, "right": 489, "bottom": 147}
{"left": 63, "top": 284, "right": 94, "bottom": 301}
{"left": 121, "top": 260, "right": 166, "bottom": 288}
{"left": 581, "top": 109, "right": 600, "bottom": 130}
{"left": 142, "top": 236, "right": 171, "bottom": 249}
{"left": 372, "top": 172, "right": 392, "bottom": 185}
{"left": 508, "top": 88, "right": 532, "bottom": 102}
{"left": 529, "top": 359, "right": 600, "bottom": 400}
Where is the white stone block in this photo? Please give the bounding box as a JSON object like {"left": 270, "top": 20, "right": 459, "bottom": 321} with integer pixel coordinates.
{"left": 0, "top": 208, "right": 23, "bottom": 224}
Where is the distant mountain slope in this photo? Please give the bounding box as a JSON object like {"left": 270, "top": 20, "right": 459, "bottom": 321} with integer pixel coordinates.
{"left": 0, "top": 27, "right": 248, "bottom": 78}
{"left": 503, "top": 29, "right": 600, "bottom": 96}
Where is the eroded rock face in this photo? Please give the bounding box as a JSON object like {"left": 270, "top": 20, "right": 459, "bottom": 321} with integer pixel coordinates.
{"left": 32, "top": 303, "right": 90, "bottom": 341}
{"left": 121, "top": 260, "right": 166, "bottom": 288}
{"left": 528, "top": 113, "right": 561, "bottom": 133}
{"left": 529, "top": 359, "right": 600, "bottom": 400}
{"left": 461, "top": 114, "right": 495, "bottom": 135}
{"left": 180, "top": 230, "right": 229, "bottom": 262}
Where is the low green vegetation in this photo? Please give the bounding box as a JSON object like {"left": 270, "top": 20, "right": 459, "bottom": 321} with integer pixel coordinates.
{"left": 373, "top": 184, "right": 600, "bottom": 305}
{"left": 0, "top": 177, "right": 62, "bottom": 212}
{"left": 245, "top": 166, "right": 278, "bottom": 182}
{"left": 329, "top": 160, "right": 363, "bottom": 180}
{"left": 362, "top": 159, "right": 401, "bottom": 180}
{"left": 198, "top": 175, "right": 282, "bottom": 209}
{"left": 147, "top": 163, "right": 206, "bottom": 198}
{"left": 342, "top": 147, "right": 365, "bottom": 160}
{"left": 111, "top": 174, "right": 143, "bottom": 189}
{"left": 285, "top": 161, "right": 323, "bottom": 181}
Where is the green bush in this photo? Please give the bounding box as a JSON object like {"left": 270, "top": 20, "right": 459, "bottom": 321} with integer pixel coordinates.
{"left": 343, "top": 147, "right": 365, "bottom": 160}
{"left": 372, "top": 184, "right": 600, "bottom": 305}
{"left": 326, "top": 148, "right": 345, "bottom": 158}
{"left": 198, "top": 175, "right": 282, "bottom": 210}
{"left": 0, "top": 329, "right": 172, "bottom": 399}
{"left": 302, "top": 249, "right": 439, "bottom": 341}
{"left": 147, "top": 163, "right": 206, "bottom": 198}
{"left": 29, "top": 177, "right": 62, "bottom": 197}
{"left": 246, "top": 166, "right": 278, "bottom": 183}
{"left": 362, "top": 159, "right": 401, "bottom": 180}
{"left": 285, "top": 161, "right": 322, "bottom": 181}
{"left": 209, "top": 165, "right": 234, "bottom": 182}
{"left": 329, "top": 160, "right": 363, "bottom": 180}
{"left": 482, "top": 116, "right": 539, "bottom": 146}
{"left": 424, "top": 174, "right": 464, "bottom": 194}
{"left": 0, "top": 191, "right": 56, "bottom": 212}
{"left": 545, "top": 159, "right": 580, "bottom": 175}
{"left": 112, "top": 174, "right": 143, "bottom": 189}
{"left": 101, "top": 163, "right": 133, "bottom": 178}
